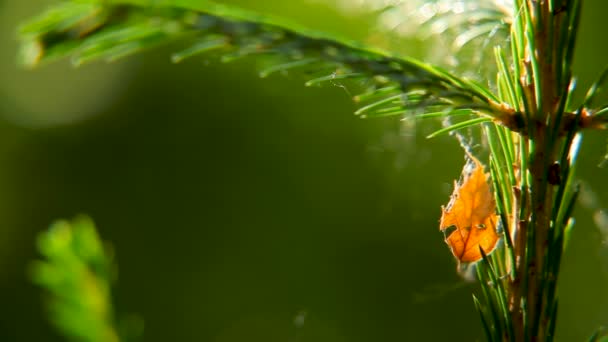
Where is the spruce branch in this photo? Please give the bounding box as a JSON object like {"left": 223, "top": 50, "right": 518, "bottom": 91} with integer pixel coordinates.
{"left": 17, "top": 0, "right": 522, "bottom": 130}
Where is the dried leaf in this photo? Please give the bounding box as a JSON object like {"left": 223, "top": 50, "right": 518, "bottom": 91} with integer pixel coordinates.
{"left": 440, "top": 156, "right": 499, "bottom": 263}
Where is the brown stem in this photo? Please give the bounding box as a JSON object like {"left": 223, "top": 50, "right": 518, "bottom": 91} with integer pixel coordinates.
{"left": 528, "top": 129, "right": 554, "bottom": 342}
{"left": 513, "top": 2, "right": 563, "bottom": 340}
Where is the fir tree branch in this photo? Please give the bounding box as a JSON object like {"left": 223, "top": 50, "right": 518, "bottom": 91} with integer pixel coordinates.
{"left": 17, "top": 0, "right": 522, "bottom": 129}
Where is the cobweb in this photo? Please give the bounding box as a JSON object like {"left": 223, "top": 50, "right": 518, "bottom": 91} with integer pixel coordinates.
{"left": 308, "top": 0, "right": 513, "bottom": 83}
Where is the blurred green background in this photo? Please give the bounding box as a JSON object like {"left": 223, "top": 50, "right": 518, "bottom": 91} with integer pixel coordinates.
{"left": 1, "top": 0, "right": 608, "bottom": 341}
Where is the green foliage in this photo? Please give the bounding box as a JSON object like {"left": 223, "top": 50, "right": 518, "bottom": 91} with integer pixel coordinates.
{"left": 17, "top": 0, "right": 517, "bottom": 133}
{"left": 31, "top": 216, "right": 141, "bottom": 342}
{"left": 16, "top": 0, "right": 608, "bottom": 341}
{"left": 589, "top": 327, "right": 608, "bottom": 342}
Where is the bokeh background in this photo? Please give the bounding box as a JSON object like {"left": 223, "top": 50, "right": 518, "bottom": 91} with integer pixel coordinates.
{"left": 1, "top": 0, "right": 608, "bottom": 341}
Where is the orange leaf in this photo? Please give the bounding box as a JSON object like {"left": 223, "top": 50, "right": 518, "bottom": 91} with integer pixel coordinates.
{"left": 440, "top": 156, "right": 499, "bottom": 263}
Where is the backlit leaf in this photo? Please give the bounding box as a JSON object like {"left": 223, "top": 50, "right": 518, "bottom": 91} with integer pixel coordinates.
{"left": 440, "top": 156, "right": 499, "bottom": 263}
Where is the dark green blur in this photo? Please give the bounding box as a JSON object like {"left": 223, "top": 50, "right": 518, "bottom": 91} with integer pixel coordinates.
{"left": 1, "top": 1, "right": 608, "bottom": 341}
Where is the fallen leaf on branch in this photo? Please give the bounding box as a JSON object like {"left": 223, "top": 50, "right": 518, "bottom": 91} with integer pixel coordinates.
{"left": 440, "top": 156, "right": 499, "bottom": 263}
